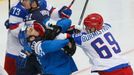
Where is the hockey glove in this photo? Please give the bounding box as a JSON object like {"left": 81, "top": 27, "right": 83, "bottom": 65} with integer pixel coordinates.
{"left": 50, "top": 25, "right": 62, "bottom": 35}
{"left": 4, "top": 19, "right": 9, "bottom": 29}
{"left": 59, "top": 6, "right": 72, "bottom": 18}
{"left": 44, "top": 25, "right": 62, "bottom": 40}
{"left": 63, "top": 37, "right": 76, "bottom": 56}
{"left": 67, "top": 25, "right": 82, "bottom": 34}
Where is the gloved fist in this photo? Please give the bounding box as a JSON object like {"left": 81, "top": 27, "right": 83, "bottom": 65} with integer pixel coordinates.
{"left": 44, "top": 25, "right": 62, "bottom": 40}
{"left": 50, "top": 25, "right": 62, "bottom": 35}
{"left": 4, "top": 19, "right": 9, "bottom": 29}
{"left": 59, "top": 6, "right": 72, "bottom": 18}
{"left": 63, "top": 37, "right": 76, "bottom": 56}
{"left": 66, "top": 25, "right": 82, "bottom": 34}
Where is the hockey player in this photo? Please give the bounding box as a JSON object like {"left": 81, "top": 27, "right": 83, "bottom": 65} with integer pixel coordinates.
{"left": 5, "top": 0, "right": 73, "bottom": 75}
{"left": 4, "top": 0, "right": 41, "bottom": 75}
{"left": 17, "top": 21, "right": 45, "bottom": 75}
{"left": 72, "top": 13, "right": 133, "bottom": 75}
{"left": 19, "top": 20, "right": 77, "bottom": 75}
{"left": 29, "top": 0, "right": 72, "bottom": 26}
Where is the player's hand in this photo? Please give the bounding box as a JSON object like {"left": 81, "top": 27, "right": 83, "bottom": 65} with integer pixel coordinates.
{"left": 44, "top": 25, "right": 62, "bottom": 40}
{"left": 4, "top": 19, "right": 9, "bottom": 29}
{"left": 49, "top": 25, "right": 62, "bottom": 35}
{"left": 59, "top": 6, "right": 72, "bottom": 18}
{"left": 75, "top": 25, "right": 83, "bottom": 31}
{"left": 67, "top": 25, "right": 82, "bottom": 34}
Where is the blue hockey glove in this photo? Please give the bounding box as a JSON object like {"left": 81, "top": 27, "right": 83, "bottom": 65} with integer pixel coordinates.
{"left": 58, "top": 6, "right": 72, "bottom": 18}
{"left": 56, "top": 18, "right": 72, "bottom": 33}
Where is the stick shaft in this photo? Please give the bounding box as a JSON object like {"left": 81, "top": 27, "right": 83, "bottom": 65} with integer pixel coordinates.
{"left": 68, "top": 0, "right": 75, "bottom": 8}
{"left": 78, "top": 0, "right": 89, "bottom": 25}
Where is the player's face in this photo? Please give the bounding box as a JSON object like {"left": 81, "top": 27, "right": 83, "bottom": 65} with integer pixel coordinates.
{"left": 22, "top": 0, "right": 31, "bottom": 9}
{"left": 85, "top": 26, "right": 96, "bottom": 33}
{"left": 31, "top": 1, "right": 38, "bottom": 9}
{"left": 26, "top": 27, "right": 39, "bottom": 41}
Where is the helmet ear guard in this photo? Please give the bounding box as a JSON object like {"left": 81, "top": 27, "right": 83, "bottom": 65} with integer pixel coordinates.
{"left": 83, "top": 13, "right": 103, "bottom": 31}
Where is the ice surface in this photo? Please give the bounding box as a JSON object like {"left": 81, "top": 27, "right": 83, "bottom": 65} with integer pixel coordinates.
{"left": 0, "top": 0, "right": 134, "bottom": 75}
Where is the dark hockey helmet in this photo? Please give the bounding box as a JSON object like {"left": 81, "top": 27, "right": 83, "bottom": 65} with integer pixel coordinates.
{"left": 20, "top": 0, "right": 38, "bottom": 5}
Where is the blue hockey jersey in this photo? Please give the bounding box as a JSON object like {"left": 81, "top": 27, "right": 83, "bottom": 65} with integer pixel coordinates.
{"left": 35, "top": 40, "right": 78, "bottom": 75}
{"left": 18, "top": 29, "right": 78, "bottom": 75}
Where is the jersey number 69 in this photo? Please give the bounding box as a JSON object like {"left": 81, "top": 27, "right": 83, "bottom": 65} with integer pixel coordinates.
{"left": 91, "top": 32, "right": 121, "bottom": 58}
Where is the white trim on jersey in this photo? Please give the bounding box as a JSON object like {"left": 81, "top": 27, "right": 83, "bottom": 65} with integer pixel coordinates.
{"left": 74, "top": 24, "right": 129, "bottom": 72}
{"left": 9, "top": 15, "right": 23, "bottom": 24}
{"left": 34, "top": 41, "right": 45, "bottom": 57}
{"left": 56, "top": 33, "right": 69, "bottom": 40}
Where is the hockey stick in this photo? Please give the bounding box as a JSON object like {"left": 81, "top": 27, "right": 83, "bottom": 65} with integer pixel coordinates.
{"left": 68, "top": 0, "right": 75, "bottom": 8}
{"left": 8, "top": 0, "right": 10, "bottom": 12}
{"left": 78, "top": 0, "right": 89, "bottom": 25}
{"left": 67, "top": 0, "right": 88, "bottom": 33}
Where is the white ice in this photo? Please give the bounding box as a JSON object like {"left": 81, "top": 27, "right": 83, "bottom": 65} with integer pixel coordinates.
{"left": 1, "top": 0, "right": 134, "bottom": 75}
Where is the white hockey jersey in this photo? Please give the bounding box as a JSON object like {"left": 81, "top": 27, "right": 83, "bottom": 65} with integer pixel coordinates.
{"left": 72, "top": 23, "right": 129, "bottom": 72}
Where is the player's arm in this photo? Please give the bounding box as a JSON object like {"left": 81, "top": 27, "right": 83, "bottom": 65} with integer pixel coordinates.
{"left": 7, "top": 5, "right": 28, "bottom": 29}
{"left": 72, "top": 33, "right": 83, "bottom": 45}
{"left": 49, "top": 6, "right": 72, "bottom": 20}
{"left": 55, "top": 33, "right": 77, "bottom": 56}
{"left": 43, "top": 18, "right": 72, "bottom": 40}
{"left": 33, "top": 39, "right": 69, "bottom": 55}
{"left": 55, "top": 33, "right": 71, "bottom": 40}
{"left": 40, "top": 0, "right": 72, "bottom": 20}
{"left": 9, "top": 5, "right": 28, "bottom": 23}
